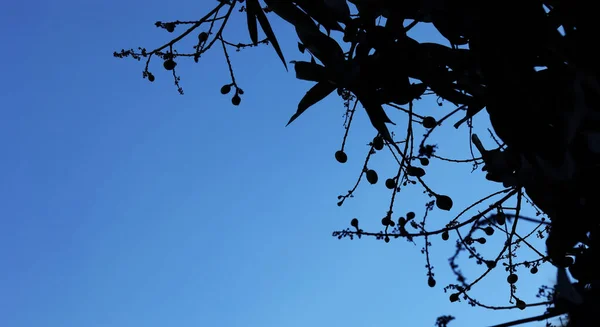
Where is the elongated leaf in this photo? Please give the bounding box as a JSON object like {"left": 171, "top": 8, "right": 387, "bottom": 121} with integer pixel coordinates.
{"left": 246, "top": 0, "right": 259, "bottom": 45}
{"left": 293, "top": 61, "right": 327, "bottom": 82}
{"left": 356, "top": 91, "right": 396, "bottom": 143}
{"left": 264, "top": 0, "right": 313, "bottom": 27}
{"left": 324, "top": 0, "right": 351, "bottom": 23}
{"left": 294, "top": 0, "right": 343, "bottom": 31}
{"left": 294, "top": 21, "right": 344, "bottom": 67}
{"left": 255, "top": 3, "right": 287, "bottom": 70}
{"left": 286, "top": 81, "right": 337, "bottom": 126}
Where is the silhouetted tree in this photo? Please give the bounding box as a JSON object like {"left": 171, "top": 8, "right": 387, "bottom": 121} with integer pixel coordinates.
{"left": 114, "top": 1, "right": 600, "bottom": 326}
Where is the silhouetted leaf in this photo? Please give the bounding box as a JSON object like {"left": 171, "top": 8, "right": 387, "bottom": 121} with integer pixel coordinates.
{"left": 356, "top": 90, "right": 396, "bottom": 142}
{"left": 245, "top": 0, "right": 259, "bottom": 45}
{"left": 293, "top": 61, "right": 327, "bottom": 82}
{"left": 255, "top": 2, "right": 287, "bottom": 70}
{"left": 410, "top": 83, "right": 427, "bottom": 99}
{"left": 294, "top": 19, "right": 344, "bottom": 67}
{"left": 287, "top": 81, "right": 336, "bottom": 126}
{"left": 295, "top": 0, "right": 344, "bottom": 31}
{"left": 324, "top": 0, "right": 351, "bottom": 23}
{"left": 264, "top": 0, "right": 313, "bottom": 27}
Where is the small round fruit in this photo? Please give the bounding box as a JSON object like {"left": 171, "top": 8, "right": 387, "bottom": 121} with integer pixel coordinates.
{"left": 435, "top": 195, "right": 453, "bottom": 211}
{"left": 385, "top": 178, "right": 396, "bottom": 189}
{"left": 366, "top": 169, "right": 378, "bottom": 184}
{"left": 147, "top": 73, "right": 155, "bottom": 82}
{"left": 406, "top": 166, "right": 426, "bottom": 178}
{"left": 381, "top": 217, "right": 391, "bottom": 226}
{"left": 483, "top": 227, "right": 494, "bottom": 236}
{"left": 372, "top": 136, "right": 384, "bottom": 150}
{"left": 495, "top": 212, "right": 506, "bottom": 225}
{"left": 441, "top": 231, "right": 449, "bottom": 240}
{"left": 350, "top": 218, "right": 359, "bottom": 228}
{"left": 220, "top": 84, "right": 232, "bottom": 94}
{"left": 198, "top": 32, "right": 208, "bottom": 42}
{"left": 231, "top": 94, "right": 241, "bottom": 106}
{"left": 163, "top": 59, "right": 177, "bottom": 70}
{"left": 406, "top": 212, "right": 415, "bottom": 220}
{"left": 422, "top": 116, "right": 437, "bottom": 129}
{"left": 516, "top": 299, "right": 526, "bottom": 310}
{"left": 398, "top": 217, "right": 406, "bottom": 226}
{"left": 507, "top": 273, "right": 518, "bottom": 284}
{"left": 475, "top": 237, "right": 486, "bottom": 244}
{"left": 530, "top": 266, "right": 538, "bottom": 274}
{"left": 384, "top": 236, "right": 390, "bottom": 243}
{"left": 449, "top": 293, "right": 459, "bottom": 302}
{"left": 485, "top": 261, "right": 496, "bottom": 269}
{"left": 428, "top": 276, "right": 436, "bottom": 287}
{"left": 335, "top": 150, "right": 348, "bottom": 163}
{"left": 165, "top": 23, "right": 175, "bottom": 32}
{"left": 419, "top": 157, "right": 430, "bottom": 166}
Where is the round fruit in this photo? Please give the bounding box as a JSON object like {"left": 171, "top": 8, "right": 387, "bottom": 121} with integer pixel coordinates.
{"left": 366, "top": 169, "right": 378, "bottom": 184}
{"left": 516, "top": 299, "right": 526, "bottom": 310}
{"left": 165, "top": 23, "right": 175, "bottom": 32}
{"left": 530, "top": 266, "right": 538, "bottom": 274}
{"left": 485, "top": 261, "right": 496, "bottom": 269}
{"left": 483, "top": 227, "right": 494, "bottom": 236}
{"left": 419, "top": 157, "right": 430, "bottom": 166}
{"left": 441, "top": 231, "right": 449, "bottom": 240}
{"left": 428, "top": 276, "right": 436, "bottom": 287}
{"left": 163, "top": 59, "right": 177, "bottom": 70}
{"left": 422, "top": 116, "right": 437, "bottom": 129}
{"left": 385, "top": 178, "right": 396, "bottom": 189}
{"left": 372, "top": 136, "right": 384, "bottom": 150}
{"left": 384, "top": 236, "right": 390, "bottom": 243}
{"left": 147, "top": 73, "right": 155, "bottom": 82}
{"left": 335, "top": 150, "right": 348, "bottom": 163}
{"left": 350, "top": 218, "right": 359, "bottom": 228}
{"left": 449, "top": 293, "right": 459, "bottom": 302}
{"left": 495, "top": 212, "right": 506, "bottom": 225}
{"left": 398, "top": 217, "right": 406, "bottom": 226}
{"left": 231, "top": 94, "right": 241, "bottom": 106}
{"left": 406, "top": 166, "right": 426, "bottom": 177}
{"left": 475, "top": 237, "right": 486, "bottom": 244}
{"left": 435, "top": 195, "right": 453, "bottom": 211}
{"left": 406, "top": 212, "right": 415, "bottom": 220}
{"left": 198, "top": 32, "right": 208, "bottom": 42}
{"left": 414, "top": 169, "right": 426, "bottom": 179}
{"left": 507, "top": 273, "right": 518, "bottom": 284}
{"left": 220, "top": 84, "right": 232, "bottom": 94}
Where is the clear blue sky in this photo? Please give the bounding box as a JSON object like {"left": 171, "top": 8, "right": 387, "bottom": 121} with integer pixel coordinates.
{"left": 1, "top": 1, "right": 561, "bottom": 327}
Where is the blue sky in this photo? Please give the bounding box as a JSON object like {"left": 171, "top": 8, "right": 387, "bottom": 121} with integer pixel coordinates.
{"left": 0, "top": 1, "right": 561, "bottom": 327}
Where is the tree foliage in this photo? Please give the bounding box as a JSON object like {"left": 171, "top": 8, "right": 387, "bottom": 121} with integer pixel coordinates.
{"left": 114, "top": 1, "right": 600, "bottom": 326}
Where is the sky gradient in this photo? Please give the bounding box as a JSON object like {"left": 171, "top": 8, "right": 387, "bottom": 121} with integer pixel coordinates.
{"left": 1, "top": 1, "right": 561, "bottom": 327}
